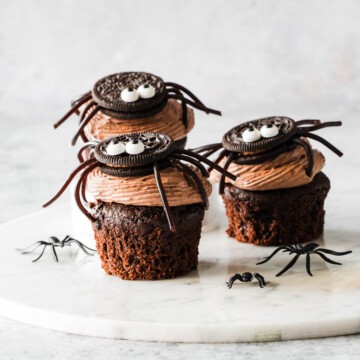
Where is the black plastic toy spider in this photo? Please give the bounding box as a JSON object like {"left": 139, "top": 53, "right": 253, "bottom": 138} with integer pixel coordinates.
{"left": 226, "top": 272, "right": 267, "bottom": 288}
{"left": 193, "top": 116, "right": 343, "bottom": 194}
{"left": 53, "top": 71, "right": 221, "bottom": 146}
{"left": 43, "top": 132, "right": 236, "bottom": 232}
{"left": 18, "top": 235, "right": 96, "bottom": 263}
{"left": 257, "top": 243, "right": 352, "bottom": 277}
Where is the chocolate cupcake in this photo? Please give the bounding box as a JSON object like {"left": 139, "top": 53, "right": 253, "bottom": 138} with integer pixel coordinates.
{"left": 196, "top": 117, "right": 343, "bottom": 246}
{"left": 44, "top": 132, "right": 235, "bottom": 279}
{"left": 54, "top": 71, "right": 221, "bottom": 149}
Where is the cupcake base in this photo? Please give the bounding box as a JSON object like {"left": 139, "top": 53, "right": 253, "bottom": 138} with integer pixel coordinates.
{"left": 222, "top": 172, "right": 331, "bottom": 246}
{"left": 91, "top": 202, "right": 205, "bottom": 280}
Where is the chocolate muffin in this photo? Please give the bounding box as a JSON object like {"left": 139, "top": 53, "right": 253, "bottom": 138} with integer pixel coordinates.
{"left": 54, "top": 71, "right": 221, "bottom": 149}
{"left": 91, "top": 202, "right": 205, "bottom": 279}
{"left": 222, "top": 172, "right": 330, "bottom": 246}
{"left": 202, "top": 116, "right": 343, "bottom": 246}
{"left": 44, "top": 132, "right": 236, "bottom": 279}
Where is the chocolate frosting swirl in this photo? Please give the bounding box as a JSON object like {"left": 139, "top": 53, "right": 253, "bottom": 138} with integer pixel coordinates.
{"left": 87, "top": 166, "right": 212, "bottom": 207}
{"left": 84, "top": 99, "right": 194, "bottom": 141}
{"left": 210, "top": 142, "right": 325, "bottom": 191}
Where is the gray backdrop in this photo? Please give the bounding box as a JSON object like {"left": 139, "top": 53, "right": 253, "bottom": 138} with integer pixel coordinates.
{"left": 0, "top": 0, "right": 359, "bottom": 222}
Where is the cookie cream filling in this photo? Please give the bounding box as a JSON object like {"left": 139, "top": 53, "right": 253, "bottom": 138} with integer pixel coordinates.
{"left": 210, "top": 141, "right": 325, "bottom": 191}
{"left": 84, "top": 99, "right": 194, "bottom": 141}
{"left": 86, "top": 166, "right": 211, "bottom": 207}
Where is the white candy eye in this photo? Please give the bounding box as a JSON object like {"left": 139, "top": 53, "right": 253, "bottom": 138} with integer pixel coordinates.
{"left": 137, "top": 84, "right": 156, "bottom": 99}
{"left": 260, "top": 124, "right": 279, "bottom": 138}
{"left": 242, "top": 128, "right": 261, "bottom": 143}
{"left": 121, "top": 88, "right": 139, "bottom": 102}
{"left": 125, "top": 140, "right": 145, "bottom": 155}
{"left": 106, "top": 141, "right": 125, "bottom": 156}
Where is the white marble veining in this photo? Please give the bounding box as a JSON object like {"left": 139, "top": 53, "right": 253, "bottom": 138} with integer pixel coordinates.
{"left": 0, "top": 204, "right": 359, "bottom": 343}
{"left": 1, "top": 0, "right": 360, "bottom": 357}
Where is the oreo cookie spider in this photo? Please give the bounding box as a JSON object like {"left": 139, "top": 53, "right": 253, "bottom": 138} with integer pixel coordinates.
{"left": 18, "top": 235, "right": 96, "bottom": 263}
{"left": 53, "top": 71, "right": 222, "bottom": 146}
{"left": 43, "top": 132, "right": 236, "bottom": 232}
{"left": 226, "top": 272, "right": 267, "bottom": 289}
{"left": 192, "top": 116, "right": 343, "bottom": 194}
{"left": 257, "top": 243, "right": 352, "bottom": 277}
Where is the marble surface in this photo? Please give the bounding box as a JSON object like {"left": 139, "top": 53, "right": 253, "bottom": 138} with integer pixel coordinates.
{"left": 1, "top": 205, "right": 359, "bottom": 343}
{"left": 1, "top": 0, "right": 360, "bottom": 358}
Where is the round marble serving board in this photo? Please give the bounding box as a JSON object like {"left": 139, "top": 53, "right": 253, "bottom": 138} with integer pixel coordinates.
{"left": 0, "top": 205, "right": 359, "bottom": 343}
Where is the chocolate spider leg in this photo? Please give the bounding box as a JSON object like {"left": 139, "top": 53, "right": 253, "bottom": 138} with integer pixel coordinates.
{"left": 315, "top": 248, "right": 352, "bottom": 256}
{"left": 202, "top": 147, "right": 222, "bottom": 159}
{"left": 167, "top": 94, "right": 221, "bottom": 116}
{"left": 166, "top": 88, "right": 188, "bottom": 128}
{"left": 77, "top": 141, "right": 99, "bottom": 163}
{"left": 66, "top": 240, "right": 96, "bottom": 256}
{"left": 313, "top": 252, "right": 343, "bottom": 265}
{"left": 51, "top": 244, "right": 59, "bottom": 263}
{"left": 17, "top": 241, "right": 50, "bottom": 254}
{"left": 53, "top": 93, "right": 92, "bottom": 129}
{"left": 226, "top": 274, "right": 242, "bottom": 289}
{"left": 293, "top": 137, "right": 314, "bottom": 176}
{"left": 219, "top": 152, "right": 235, "bottom": 195}
{"left": 207, "top": 149, "right": 229, "bottom": 173}
{"left": 190, "top": 143, "right": 222, "bottom": 154}
{"left": 170, "top": 159, "right": 209, "bottom": 209}
{"left": 73, "top": 92, "right": 93, "bottom": 117}
{"left": 153, "top": 162, "right": 176, "bottom": 232}
{"left": 71, "top": 106, "right": 101, "bottom": 146}
{"left": 276, "top": 254, "right": 301, "bottom": 277}
{"left": 165, "top": 82, "right": 205, "bottom": 106}
{"left": 175, "top": 149, "right": 236, "bottom": 181}
{"left": 296, "top": 119, "right": 321, "bottom": 126}
{"left": 43, "top": 157, "right": 98, "bottom": 208}
{"left": 256, "top": 246, "right": 290, "bottom": 265}
{"left": 75, "top": 162, "right": 99, "bottom": 221}
{"left": 299, "top": 121, "right": 342, "bottom": 133}
{"left": 254, "top": 273, "right": 267, "bottom": 288}
{"left": 81, "top": 172, "right": 88, "bottom": 203}
{"left": 70, "top": 91, "right": 92, "bottom": 107}
{"left": 170, "top": 153, "right": 209, "bottom": 177}
{"left": 306, "top": 253, "right": 313, "bottom": 276}
{"left": 297, "top": 131, "right": 343, "bottom": 157}
{"left": 80, "top": 132, "right": 90, "bottom": 143}
{"left": 32, "top": 244, "right": 48, "bottom": 262}
{"left": 78, "top": 101, "right": 96, "bottom": 124}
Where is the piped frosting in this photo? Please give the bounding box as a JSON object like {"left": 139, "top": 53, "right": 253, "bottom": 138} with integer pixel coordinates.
{"left": 210, "top": 142, "right": 325, "bottom": 191}
{"left": 84, "top": 99, "right": 194, "bottom": 141}
{"left": 87, "top": 166, "right": 211, "bottom": 207}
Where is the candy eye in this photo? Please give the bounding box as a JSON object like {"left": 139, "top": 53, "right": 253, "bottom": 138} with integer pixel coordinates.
{"left": 121, "top": 88, "right": 139, "bottom": 102}
{"left": 106, "top": 141, "right": 125, "bottom": 156}
{"left": 260, "top": 124, "right": 279, "bottom": 138}
{"left": 125, "top": 139, "right": 145, "bottom": 155}
{"left": 137, "top": 84, "right": 156, "bottom": 99}
{"left": 242, "top": 128, "right": 261, "bottom": 143}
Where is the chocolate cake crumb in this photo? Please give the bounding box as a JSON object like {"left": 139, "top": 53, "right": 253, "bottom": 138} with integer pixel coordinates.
{"left": 92, "top": 202, "right": 205, "bottom": 280}
{"left": 222, "top": 172, "right": 331, "bottom": 246}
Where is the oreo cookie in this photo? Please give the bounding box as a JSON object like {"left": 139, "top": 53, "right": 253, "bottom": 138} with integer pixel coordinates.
{"left": 92, "top": 72, "right": 167, "bottom": 119}
{"left": 99, "top": 160, "right": 171, "bottom": 178}
{"left": 233, "top": 142, "right": 298, "bottom": 165}
{"left": 222, "top": 116, "right": 297, "bottom": 153}
{"left": 94, "top": 132, "right": 175, "bottom": 168}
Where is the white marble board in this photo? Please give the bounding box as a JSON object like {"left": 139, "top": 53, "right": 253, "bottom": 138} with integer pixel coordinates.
{"left": 0, "top": 205, "right": 359, "bottom": 343}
